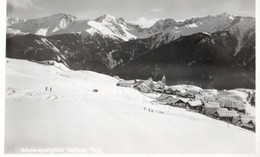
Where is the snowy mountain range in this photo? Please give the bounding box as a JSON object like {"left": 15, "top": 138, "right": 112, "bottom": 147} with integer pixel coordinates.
{"left": 7, "top": 13, "right": 255, "bottom": 49}
{"left": 6, "top": 13, "right": 255, "bottom": 89}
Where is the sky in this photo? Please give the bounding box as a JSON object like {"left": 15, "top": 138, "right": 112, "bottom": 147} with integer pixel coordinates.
{"left": 7, "top": 0, "right": 255, "bottom": 27}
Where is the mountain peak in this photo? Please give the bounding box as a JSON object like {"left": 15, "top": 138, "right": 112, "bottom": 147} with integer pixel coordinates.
{"left": 220, "top": 12, "right": 231, "bottom": 16}
{"left": 150, "top": 18, "right": 177, "bottom": 30}
{"left": 50, "top": 13, "right": 77, "bottom": 22}
{"left": 95, "top": 14, "right": 116, "bottom": 23}
{"left": 7, "top": 17, "right": 26, "bottom": 26}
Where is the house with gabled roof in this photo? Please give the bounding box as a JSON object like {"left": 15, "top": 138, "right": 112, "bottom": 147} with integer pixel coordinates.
{"left": 187, "top": 100, "right": 203, "bottom": 111}
{"left": 204, "top": 102, "right": 220, "bottom": 116}
{"left": 213, "top": 109, "right": 239, "bottom": 122}
{"left": 168, "top": 98, "right": 187, "bottom": 108}
{"left": 116, "top": 80, "right": 135, "bottom": 87}
{"left": 135, "top": 83, "right": 151, "bottom": 93}
{"left": 156, "top": 94, "right": 172, "bottom": 101}
{"left": 233, "top": 115, "right": 255, "bottom": 131}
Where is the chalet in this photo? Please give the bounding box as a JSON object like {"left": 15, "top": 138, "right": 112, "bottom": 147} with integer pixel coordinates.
{"left": 143, "top": 79, "right": 154, "bottom": 89}
{"left": 165, "top": 88, "right": 175, "bottom": 94}
{"left": 235, "top": 101, "right": 246, "bottom": 113}
{"left": 156, "top": 94, "right": 172, "bottom": 101}
{"left": 116, "top": 80, "right": 135, "bottom": 87}
{"left": 233, "top": 115, "right": 256, "bottom": 131}
{"left": 204, "top": 102, "right": 220, "bottom": 116}
{"left": 179, "top": 98, "right": 189, "bottom": 103}
{"left": 216, "top": 99, "right": 245, "bottom": 112}
{"left": 135, "top": 83, "right": 151, "bottom": 93}
{"left": 213, "top": 109, "right": 239, "bottom": 122}
{"left": 222, "top": 99, "right": 237, "bottom": 110}
{"left": 187, "top": 100, "right": 203, "bottom": 111}
{"left": 203, "top": 97, "right": 217, "bottom": 102}
{"left": 172, "top": 89, "right": 181, "bottom": 95}
{"left": 153, "top": 86, "right": 165, "bottom": 93}
{"left": 178, "top": 91, "right": 195, "bottom": 98}
{"left": 241, "top": 120, "right": 255, "bottom": 131}
{"left": 168, "top": 98, "right": 186, "bottom": 108}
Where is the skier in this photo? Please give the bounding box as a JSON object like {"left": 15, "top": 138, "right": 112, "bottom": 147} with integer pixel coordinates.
{"left": 50, "top": 87, "right": 52, "bottom": 92}
{"left": 45, "top": 87, "right": 48, "bottom": 91}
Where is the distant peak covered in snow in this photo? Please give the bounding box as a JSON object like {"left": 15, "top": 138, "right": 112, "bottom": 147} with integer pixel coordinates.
{"left": 7, "top": 17, "right": 26, "bottom": 26}
{"left": 7, "top": 12, "right": 255, "bottom": 46}
{"left": 95, "top": 14, "right": 117, "bottom": 23}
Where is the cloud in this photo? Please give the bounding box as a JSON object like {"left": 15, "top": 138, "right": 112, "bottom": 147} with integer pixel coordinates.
{"left": 200, "top": 9, "right": 209, "bottom": 13}
{"left": 7, "top": 0, "right": 43, "bottom": 13}
{"left": 8, "top": 0, "right": 33, "bottom": 10}
{"left": 149, "top": 8, "right": 163, "bottom": 13}
{"left": 130, "top": 17, "right": 160, "bottom": 28}
{"left": 238, "top": 11, "right": 255, "bottom": 17}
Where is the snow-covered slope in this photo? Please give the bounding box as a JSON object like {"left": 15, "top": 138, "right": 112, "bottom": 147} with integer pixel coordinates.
{"left": 5, "top": 58, "right": 255, "bottom": 153}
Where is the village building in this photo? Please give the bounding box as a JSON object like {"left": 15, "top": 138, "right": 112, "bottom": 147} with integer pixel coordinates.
{"left": 143, "top": 78, "right": 155, "bottom": 89}
{"left": 116, "top": 80, "right": 136, "bottom": 87}
{"left": 235, "top": 101, "right": 246, "bottom": 113}
{"left": 233, "top": 115, "right": 255, "bottom": 131}
{"left": 187, "top": 100, "right": 203, "bottom": 111}
{"left": 204, "top": 102, "right": 220, "bottom": 116}
{"left": 178, "top": 91, "right": 195, "bottom": 98}
{"left": 222, "top": 99, "right": 237, "bottom": 109}
{"left": 203, "top": 97, "right": 217, "bottom": 103}
{"left": 214, "top": 99, "right": 245, "bottom": 112}
{"left": 135, "top": 83, "right": 151, "bottom": 93}
{"left": 165, "top": 87, "right": 174, "bottom": 94}
{"left": 168, "top": 98, "right": 187, "bottom": 108}
{"left": 162, "top": 74, "right": 166, "bottom": 86}
{"left": 212, "top": 109, "right": 239, "bottom": 122}
{"left": 173, "top": 89, "right": 194, "bottom": 98}
{"left": 156, "top": 94, "right": 172, "bottom": 101}
{"left": 153, "top": 86, "right": 165, "bottom": 93}
{"left": 156, "top": 95, "right": 186, "bottom": 108}
{"left": 241, "top": 120, "right": 255, "bottom": 131}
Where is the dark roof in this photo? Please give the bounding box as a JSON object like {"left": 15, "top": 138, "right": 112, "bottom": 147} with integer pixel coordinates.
{"left": 241, "top": 121, "right": 255, "bottom": 129}
{"left": 165, "top": 87, "right": 174, "bottom": 92}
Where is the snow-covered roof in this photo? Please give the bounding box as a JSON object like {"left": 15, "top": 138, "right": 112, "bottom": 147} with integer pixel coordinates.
{"left": 156, "top": 94, "right": 172, "bottom": 100}
{"left": 216, "top": 109, "right": 239, "bottom": 117}
{"left": 119, "top": 80, "right": 135, "bottom": 84}
{"left": 204, "top": 102, "right": 220, "bottom": 108}
{"left": 187, "top": 100, "right": 203, "bottom": 106}
{"left": 240, "top": 115, "right": 255, "bottom": 124}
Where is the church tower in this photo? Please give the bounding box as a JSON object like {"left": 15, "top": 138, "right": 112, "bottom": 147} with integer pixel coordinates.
{"left": 162, "top": 74, "right": 166, "bottom": 86}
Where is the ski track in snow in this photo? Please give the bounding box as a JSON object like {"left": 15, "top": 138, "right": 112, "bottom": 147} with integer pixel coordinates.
{"left": 5, "top": 58, "right": 255, "bottom": 154}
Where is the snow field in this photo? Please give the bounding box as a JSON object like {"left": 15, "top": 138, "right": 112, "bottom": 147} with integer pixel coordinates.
{"left": 5, "top": 59, "right": 255, "bottom": 154}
